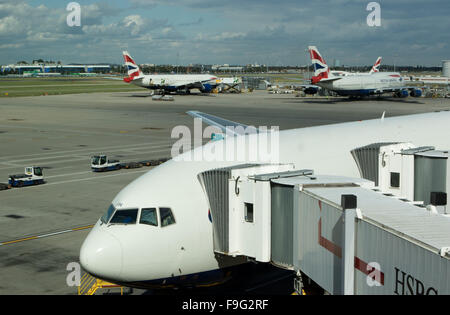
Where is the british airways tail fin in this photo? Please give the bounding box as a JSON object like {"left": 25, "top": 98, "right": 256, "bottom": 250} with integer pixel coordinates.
{"left": 370, "top": 57, "right": 382, "bottom": 74}
{"left": 123, "top": 51, "right": 143, "bottom": 83}
{"left": 308, "top": 46, "right": 330, "bottom": 84}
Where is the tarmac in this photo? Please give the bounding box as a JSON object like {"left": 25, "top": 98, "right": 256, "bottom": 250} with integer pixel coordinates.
{"left": 0, "top": 90, "right": 449, "bottom": 294}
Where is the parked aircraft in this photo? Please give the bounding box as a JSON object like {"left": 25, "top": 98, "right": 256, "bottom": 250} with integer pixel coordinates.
{"left": 80, "top": 110, "right": 449, "bottom": 288}
{"left": 123, "top": 51, "right": 219, "bottom": 94}
{"left": 308, "top": 46, "right": 422, "bottom": 98}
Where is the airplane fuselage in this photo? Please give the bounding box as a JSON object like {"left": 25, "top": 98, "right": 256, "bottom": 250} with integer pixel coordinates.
{"left": 318, "top": 72, "right": 404, "bottom": 96}
{"left": 80, "top": 112, "right": 450, "bottom": 288}
{"left": 132, "top": 74, "right": 219, "bottom": 92}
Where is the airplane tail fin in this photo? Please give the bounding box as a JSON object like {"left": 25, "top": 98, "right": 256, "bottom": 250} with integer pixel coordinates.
{"left": 370, "top": 57, "right": 382, "bottom": 74}
{"left": 123, "top": 51, "right": 143, "bottom": 83}
{"left": 308, "top": 46, "right": 330, "bottom": 84}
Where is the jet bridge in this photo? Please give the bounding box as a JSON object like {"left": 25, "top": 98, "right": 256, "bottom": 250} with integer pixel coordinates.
{"left": 198, "top": 146, "right": 450, "bottom": 295}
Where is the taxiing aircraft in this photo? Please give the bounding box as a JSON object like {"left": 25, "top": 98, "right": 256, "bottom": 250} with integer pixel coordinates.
{"left": 80, "top": 110, "right": 450, "bottom": 289}
{"left": 308, "top": 46, "right": 422, "bottom": 98}
{"left": 123, "top": 51, "right": 219, "bottom": 94}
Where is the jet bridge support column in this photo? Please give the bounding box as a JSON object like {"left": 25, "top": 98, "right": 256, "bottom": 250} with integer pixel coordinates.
{"left": 341, "top": 195, "right": 357, "bottom": 295}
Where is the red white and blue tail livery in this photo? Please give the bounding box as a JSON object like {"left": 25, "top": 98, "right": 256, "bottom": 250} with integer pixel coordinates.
{"left": 309, "top": 46, "right": 330, "bottom": 84}
{"left": 370, "top": 57, "right": 382, "bottom": 74}
{"left": 123, "top": 51, "right": 143, "bottom": 83}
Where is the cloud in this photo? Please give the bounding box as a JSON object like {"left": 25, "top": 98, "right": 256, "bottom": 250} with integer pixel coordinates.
{"left": 0, "top": 0, "right": 449, "bottom": 66}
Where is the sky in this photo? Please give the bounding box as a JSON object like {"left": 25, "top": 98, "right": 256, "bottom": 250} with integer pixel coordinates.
{"left": 0, "top": 0, "right": 449, "bottom": 66}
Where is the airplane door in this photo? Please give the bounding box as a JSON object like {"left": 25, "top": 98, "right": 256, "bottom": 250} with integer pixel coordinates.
{"left": 159, "top": 207, "right": 186, "bottom": 277}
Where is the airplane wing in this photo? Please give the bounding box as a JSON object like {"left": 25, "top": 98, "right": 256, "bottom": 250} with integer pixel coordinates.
{"left": 187, "top": 111, "right": 259, "bottom": 136}
{"left": 318, "top": 77, "right": 342, "bottom": 83}
{"left": 371, "top": 86, "right": 422, "bottom": 97}
{"left": 102, "top": 76, "right": 125, "bottom": 81}
{"left": 170, "top": 80, "right": 201, "bottom": 88}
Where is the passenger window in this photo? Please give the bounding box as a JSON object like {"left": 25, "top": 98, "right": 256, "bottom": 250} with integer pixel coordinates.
{"left": 160, "top": 207, "right": 176, "bottom": 227}
{"left": 140, "top": 208, "right": 158, "bottom": 226}
{"left": 109, "top": 209, "right": 138, "bottom": 225}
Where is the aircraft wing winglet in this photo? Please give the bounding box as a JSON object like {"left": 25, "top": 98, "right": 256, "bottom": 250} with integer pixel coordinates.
{"left": 187, "top": 111, "right": 259, "bottom": 136}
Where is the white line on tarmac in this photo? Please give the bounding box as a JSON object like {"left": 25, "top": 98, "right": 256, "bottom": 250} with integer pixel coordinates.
{"left": 0, "top": 162, "right": 22, "bottom": 167}
{"left": 0, "top": 169, "right": 151, "bottom": 193}
{"left": 44, "top": 169, "right": 150, "bottom": 186}
{"left": 0, "top": 123, "right": 170, "bottom": 140}
{"left": 0, "top": 143, "right": 177, "bottom": 164}
{"left": 2, "top": 83, "right": 120, "bottom": 88}
{"left": 0, "top": 157, "right": 89, "bottom": 170}
{"left": 44, "top": 171, "right": 93, "bottom": 179}
{"left": 0, "top": 151, "right": 173, "bottom": 173}
{"left": 0, "top": 140, "right": 174, "bottom": 160}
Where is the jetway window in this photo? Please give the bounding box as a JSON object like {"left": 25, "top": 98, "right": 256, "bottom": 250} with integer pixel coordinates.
{"left": 140, "top": 208, "right": 158, "bottom": 226}
{"left": 160, "top": 208, "right": 176, "bottom": 227}
{"left": 245, "top": 203, "right": 254, "bottom": 223}
{"left": 109, "top": 209, "right": 138, "bottom": 225}
{"left": 101, "top": 205, "right": 115, "bottom": 224}
{"left": 391, "top": 172, "right": 400, "bottom": 188}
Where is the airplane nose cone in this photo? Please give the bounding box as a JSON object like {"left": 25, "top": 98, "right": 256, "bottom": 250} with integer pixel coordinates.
{"left": 80, "top": 229, "right": 123, "bottom": 281}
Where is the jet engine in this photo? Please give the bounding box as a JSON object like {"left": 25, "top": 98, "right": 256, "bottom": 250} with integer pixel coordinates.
{"left": 395, "top": 90, "right": 409, "bottom": 98}
{"left": 304, "top": 87, "right": 319, "bottom": 95}
{"left": 410, "top": 89, "right": 422, "bottom": 97}
{"left": 200, "top": 83, "right": 213, "bottom": 93}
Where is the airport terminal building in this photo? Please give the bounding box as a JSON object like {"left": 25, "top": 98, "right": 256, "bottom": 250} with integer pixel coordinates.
{"left": 1, "top": 63, "right": 111, "bottom": 75}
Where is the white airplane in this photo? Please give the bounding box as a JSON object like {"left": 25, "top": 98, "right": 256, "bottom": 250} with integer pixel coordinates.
{"left": 309, "top": 46, "right": 422, "bottom": 98}
{"left": 80, "top": 110, "right": 450, "bottom": 289}
{"left": 123, "top": 51, "right": 219, "bottom": 94}
{"left": 329, "top": 57, "right": 382, "bottom": 77}
{"left": 302, "top": 57, "right": 382, "bottom": 95}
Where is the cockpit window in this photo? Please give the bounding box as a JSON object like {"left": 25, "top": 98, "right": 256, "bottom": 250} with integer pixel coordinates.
{"left": 101, "top": 204, "right": 115, "bottom": 224}
{"left": 140, "top": 208, "right": 158, "bottom": 226}
{"left": 160, "top": 207, "right": 176, "bottom": 227}
{"left": 109, "top": 209, "right": 138, "bottom": 225}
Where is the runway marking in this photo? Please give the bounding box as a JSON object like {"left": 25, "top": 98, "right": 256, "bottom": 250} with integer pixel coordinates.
{"left": 5, "top": 156, "right": 89, "bottom": 164}
{"left": 0, "top": 162, "right": 22, "bottom": 167}
{"left": 0, "top": 141, "right": 177, "bottom": 161}
{"left": 0, "top": 225, "right": 94, "bottom": 247}
{"left": 1, "top": 83, "right": 120, "bottom": 88}
{"left": 0, "top": 123, "right": 170, "bottom": 140}
{"left": 44, "top": 171, "right": 92, "bottom": 179}
{"left": 44, "top": 169, "right": 150, "bottom": 186}
{"left": 0, "top": 150, "right": 172, "bottom": 172}
{"left": 0, "top": 169, "right": 152, "bottom": 194}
